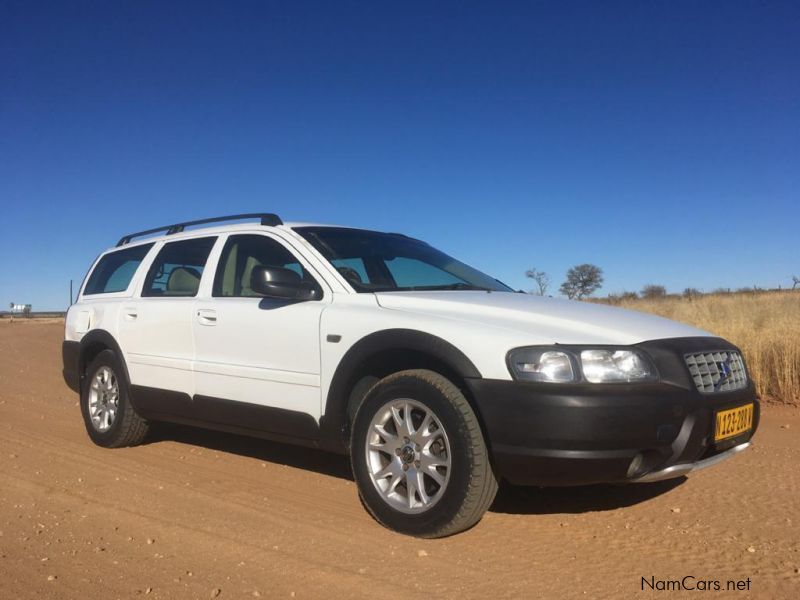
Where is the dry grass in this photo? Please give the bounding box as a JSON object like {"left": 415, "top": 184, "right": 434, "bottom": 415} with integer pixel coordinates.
{"left": 609, "top": 291, "right": 800, "bottom": 404}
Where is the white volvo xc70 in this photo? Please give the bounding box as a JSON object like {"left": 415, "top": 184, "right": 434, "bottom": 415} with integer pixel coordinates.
{"left": 63, "top": 213, "right": 758, "bottom": 537}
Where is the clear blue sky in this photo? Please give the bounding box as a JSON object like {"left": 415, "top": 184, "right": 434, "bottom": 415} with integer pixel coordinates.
{"left": 2, "top": 1, "right": 798, "bottom": 310}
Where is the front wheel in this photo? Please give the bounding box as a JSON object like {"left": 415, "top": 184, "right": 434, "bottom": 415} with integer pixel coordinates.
{"left": 350, "top": 369, "right": 497, "bottom": 538}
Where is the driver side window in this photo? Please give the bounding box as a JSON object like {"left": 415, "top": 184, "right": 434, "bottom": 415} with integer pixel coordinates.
{"left": 213, "top": 234, "right": 315, "bottom": 297}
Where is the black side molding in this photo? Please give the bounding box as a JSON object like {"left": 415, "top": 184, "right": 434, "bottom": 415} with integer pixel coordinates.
{"left": 129, "top": 386, "right": 321, "bottom": 447}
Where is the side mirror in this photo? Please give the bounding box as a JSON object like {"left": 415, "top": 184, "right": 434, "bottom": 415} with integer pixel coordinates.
{"left": 250, "top": 266, "right": 321, "bottom": 301}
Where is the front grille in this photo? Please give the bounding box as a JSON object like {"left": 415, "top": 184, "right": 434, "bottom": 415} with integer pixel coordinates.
{"left": 684, "top": 351, "right": 747, "bottom": 393}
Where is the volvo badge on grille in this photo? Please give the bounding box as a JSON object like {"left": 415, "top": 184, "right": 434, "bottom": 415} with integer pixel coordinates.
{"left": 714, "top": 357, "right": 733, "bottom": 391}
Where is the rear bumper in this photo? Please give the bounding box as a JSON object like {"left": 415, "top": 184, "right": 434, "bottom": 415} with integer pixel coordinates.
{"left": 465, "top": 337, "right": 759, "bottom": 486}
{"left": 62, "top": 340, "right": 81, "bottom": 393}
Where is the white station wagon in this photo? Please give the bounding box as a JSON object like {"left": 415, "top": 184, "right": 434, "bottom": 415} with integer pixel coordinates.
{"left": 63, "top": 213, "right": 758, "bottom": 537}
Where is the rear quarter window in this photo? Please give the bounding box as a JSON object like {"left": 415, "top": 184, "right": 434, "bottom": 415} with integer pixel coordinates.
{"left": 83, "top": 244, "right": 154, "bottom": 295}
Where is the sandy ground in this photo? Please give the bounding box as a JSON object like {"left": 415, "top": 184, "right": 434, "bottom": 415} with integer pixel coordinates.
{"left": 1, "top": 321, "right": 798, "bottom": 599}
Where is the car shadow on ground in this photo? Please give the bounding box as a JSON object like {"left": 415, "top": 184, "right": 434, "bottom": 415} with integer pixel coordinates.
{"left": 146, "top": 423, "right": 684, "bottom": 515}
{"left": 146, "top": 423, "right": 355, "bottom": 482}
{"left": 490, "top": 478, "right": 685, "bottom": 515}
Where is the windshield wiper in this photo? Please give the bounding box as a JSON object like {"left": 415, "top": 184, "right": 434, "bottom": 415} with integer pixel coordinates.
{"left": 408, "top": 283, "right": 493, "bottom": 291}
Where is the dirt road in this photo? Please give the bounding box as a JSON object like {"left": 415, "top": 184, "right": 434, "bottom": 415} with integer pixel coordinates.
{"left": 1, "top": 321, "right": 798, "bottom": 599}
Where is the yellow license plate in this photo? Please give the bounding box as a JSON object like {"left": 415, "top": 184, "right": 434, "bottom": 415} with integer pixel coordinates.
{"left": 714, "top": 403, "right": 754, "bottom": 441}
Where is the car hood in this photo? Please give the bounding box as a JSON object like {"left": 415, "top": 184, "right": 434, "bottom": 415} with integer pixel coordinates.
{"left": 374, "top": 291, "right": 711, "bottom": 345}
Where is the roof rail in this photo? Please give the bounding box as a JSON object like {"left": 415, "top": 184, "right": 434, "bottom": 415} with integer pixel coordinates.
{"left": 116, "top": 213, "right": 283, "bottom": 246}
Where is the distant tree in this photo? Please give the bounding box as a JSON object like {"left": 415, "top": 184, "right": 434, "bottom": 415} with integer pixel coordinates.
{"left": 560, "top": 264, "right": 604, "bottom": 299}
{"left": 22, "top": 304, "right": 32, "bottom": 318}
{"left": 683, "top": 287, "right": 702, "bottom": 299}
{"left": 641, "top": 284, "right": 667, "bottom": 299}
{"left": 525, "top": 268, "right": 550, "bottom": 296}
{"left": 793, "top": 275, "right": 800, "bottom": 290}
{"left": 619, "top": 291, "right": 638, "bottom": 301}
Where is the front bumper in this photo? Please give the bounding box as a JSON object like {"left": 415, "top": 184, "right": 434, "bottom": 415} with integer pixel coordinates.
{"left": 631, "top": 441, "right": 751, "bottom": 483}
{"left": 465, "top": 336, "right": 759, "bottom": 486}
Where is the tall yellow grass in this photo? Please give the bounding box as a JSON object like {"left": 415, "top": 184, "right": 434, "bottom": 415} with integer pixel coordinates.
{"left": 610, "top": 291, "right": 800, "bottom": 405}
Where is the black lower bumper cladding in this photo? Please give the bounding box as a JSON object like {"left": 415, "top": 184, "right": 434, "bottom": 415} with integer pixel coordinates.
{"left": 465, "top": 336, "right": 759, "bottom": 486}
{"left": 62, "top": 340, "right": 81, "bottom": 393}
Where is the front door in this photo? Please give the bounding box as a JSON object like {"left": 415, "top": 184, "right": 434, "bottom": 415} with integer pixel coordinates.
{"left": 191, "top": 233, "right": 330, "bottom": 436}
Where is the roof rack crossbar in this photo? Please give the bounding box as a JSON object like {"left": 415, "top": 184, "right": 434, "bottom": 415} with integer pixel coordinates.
{"left": 116, "top": 213, "right": 283, "bottom": 246}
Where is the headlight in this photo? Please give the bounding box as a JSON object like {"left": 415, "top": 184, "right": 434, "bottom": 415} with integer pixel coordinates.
{"left": 507, "top": 346, "right": 657, "bottom": 384}
{"left": 507, "top": 348, "right": 578, "bottom": 383}
{"left": 579, "top": 349, "right": 657, "bottom": 383}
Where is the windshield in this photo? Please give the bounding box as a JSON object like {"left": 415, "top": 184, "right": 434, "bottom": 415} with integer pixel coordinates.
{"left": 295, "top": 227, "right": 513, "bottom": 293}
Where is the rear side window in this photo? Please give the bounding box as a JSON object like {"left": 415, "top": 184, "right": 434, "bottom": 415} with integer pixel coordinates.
{"left": 142, "top": 237, "right": 216, "bottom": 297}
{"left": 83, "top": 244, "right": 154, "bottom": 295}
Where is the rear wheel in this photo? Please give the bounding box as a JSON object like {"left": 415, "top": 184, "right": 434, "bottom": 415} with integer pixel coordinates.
{"left": 81, "top": 350, "right": 149, "bottom": 448}
{"left": 351, "top": 369, "right": 497, "bottom": 538}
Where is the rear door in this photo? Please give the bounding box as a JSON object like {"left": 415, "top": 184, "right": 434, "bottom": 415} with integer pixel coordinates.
{"left": 118, "top": 236, "right": 217, "bottom": 401}
{"left": 192, "top": 232, "right": 330, "bottom": 434}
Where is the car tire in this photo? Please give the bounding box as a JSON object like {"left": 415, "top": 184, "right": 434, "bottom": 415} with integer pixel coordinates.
{"left": 350, "top": 369, "right": 497, "bottom": 538}
{"left": 80, "top": 349, "right": 149, "bottom": 448}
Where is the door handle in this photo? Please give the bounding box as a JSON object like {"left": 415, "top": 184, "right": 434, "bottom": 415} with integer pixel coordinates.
{"left": 123, "top": 307, "right": 138, "bottom": 321}
{"left": 196, "top": 309, "right": 218, "bottom": 326}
